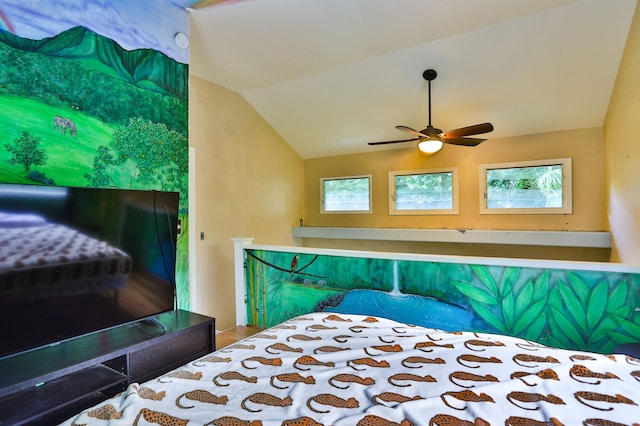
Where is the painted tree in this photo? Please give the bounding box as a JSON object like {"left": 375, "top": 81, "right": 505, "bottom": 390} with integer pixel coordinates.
{"left": 84, "top": 146, "right": 116, "bottom": 188}
{"left": 4, "top": 130, "right": 48, "bottom": 171}
{"left": 86, "top": 117, "right": 187, "bottom": 194}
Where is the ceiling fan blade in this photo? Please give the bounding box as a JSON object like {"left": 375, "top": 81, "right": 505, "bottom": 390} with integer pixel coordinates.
{"left": 368, "top": 137, "right": 419, "bottom": 146}
{"left": 443, "top": 137, "right": 486, "bottom": 147}
{"left": 396, "top": 125, "right": 428, "bottom": 138}
{"left": 439, "top": 122, "right": 494, "bottom": 139}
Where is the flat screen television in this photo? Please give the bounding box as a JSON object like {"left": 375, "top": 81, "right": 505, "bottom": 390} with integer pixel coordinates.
{"left": 0, "top": 183, "right": 180, "bottom": 359}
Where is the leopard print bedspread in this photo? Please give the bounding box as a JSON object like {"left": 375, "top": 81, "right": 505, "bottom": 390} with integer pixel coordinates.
{"left": 60, "top": 313, "right": 640, "bottom": 425}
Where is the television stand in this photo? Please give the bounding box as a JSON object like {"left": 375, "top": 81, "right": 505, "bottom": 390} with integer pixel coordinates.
{"left": 0, "top": 310, "right": 215, "bottom": 425}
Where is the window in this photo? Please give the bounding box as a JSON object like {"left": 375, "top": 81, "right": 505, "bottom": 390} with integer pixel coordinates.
{"left": 321, "top": 175, "right": 372, "bottom": 213}
{"left": 389, "top": 167, "right": 459, "bottom": 215}
{"left": 480, "top": 158, "right": 572, "bottom": 214}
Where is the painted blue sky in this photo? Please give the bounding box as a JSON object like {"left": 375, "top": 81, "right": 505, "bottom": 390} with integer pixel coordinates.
{"left": 0, "top": 0, "right": 189, "bottom": 63}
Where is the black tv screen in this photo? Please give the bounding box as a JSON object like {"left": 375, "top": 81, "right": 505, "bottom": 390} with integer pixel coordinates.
{"left": 0, "top": 183, "right": 179, "bottom": 359}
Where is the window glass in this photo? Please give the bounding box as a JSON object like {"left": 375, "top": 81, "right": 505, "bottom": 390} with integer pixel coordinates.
{"left": 321, "top": 175, "right": 371, "bottom": 213}
{"left": 389, "top": 168, "right": 458, "bottom": 215}
{"left": 480, "top": 158, "right": 572, "bottom": 214}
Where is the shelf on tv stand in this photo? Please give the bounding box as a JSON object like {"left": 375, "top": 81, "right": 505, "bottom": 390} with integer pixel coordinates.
{"left": 0, "top": 309, "right": 215, "bottom": 425}
{"left": 0, "top": 363, "right": 127, "bottom": 424}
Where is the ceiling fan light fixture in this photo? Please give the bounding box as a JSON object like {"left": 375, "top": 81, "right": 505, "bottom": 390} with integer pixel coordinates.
{"left": 418, "top": 139, "right": 443, "bottom": 155}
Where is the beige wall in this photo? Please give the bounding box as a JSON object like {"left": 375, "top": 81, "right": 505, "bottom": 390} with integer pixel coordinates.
{"left": 189, "top": 75, "right": 304, "bottom": 330}
{"left": 604, "top": 2, "right": 640, "bottom": 264}
{"left": 302, "top": 127, "right": 607, "bottom": 259}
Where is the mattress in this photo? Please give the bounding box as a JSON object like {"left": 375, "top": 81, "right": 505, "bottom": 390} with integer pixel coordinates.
{"left": 61, "top": 312, "right": 640, "bottom": 425}
{"left": 0, "top": 212, "right": 132, "bottom": 301}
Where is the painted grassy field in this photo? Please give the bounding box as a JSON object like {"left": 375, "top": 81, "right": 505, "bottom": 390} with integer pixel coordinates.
{"left": 0, "top": 94, "right": 127, "bottom": 187}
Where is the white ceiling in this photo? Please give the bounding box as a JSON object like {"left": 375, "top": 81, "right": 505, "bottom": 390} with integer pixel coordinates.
{"left": 188, "top": 0, "right": 637, "bottom": 159}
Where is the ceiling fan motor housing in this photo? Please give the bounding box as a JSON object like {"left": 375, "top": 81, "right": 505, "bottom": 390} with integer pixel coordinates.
{"left": 421, "top": 125, "right": 443, "bottom": 138}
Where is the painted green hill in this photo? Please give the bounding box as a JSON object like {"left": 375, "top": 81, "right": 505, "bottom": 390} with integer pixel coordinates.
{"left": 0, "top": 26, "right": 187, "bottom": 100}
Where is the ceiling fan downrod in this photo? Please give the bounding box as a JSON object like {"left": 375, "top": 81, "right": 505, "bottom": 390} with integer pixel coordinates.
{"left": 423, "top": 69, "right": 437, "bottom": 128}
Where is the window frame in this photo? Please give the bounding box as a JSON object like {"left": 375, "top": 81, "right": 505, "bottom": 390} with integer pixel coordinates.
{"left": 479, "top": 157, "right": 572, "bottom": 215}
{"left": 320, "top": 175, "right": 373, "bottom": 214}
{"left": 388, "top": 167, "right": 459, "bottom": 216}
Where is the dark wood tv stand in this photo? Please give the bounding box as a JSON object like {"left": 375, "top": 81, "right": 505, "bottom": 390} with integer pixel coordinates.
{"left": 0, "top": 310, "right": 215, "bottom": 425}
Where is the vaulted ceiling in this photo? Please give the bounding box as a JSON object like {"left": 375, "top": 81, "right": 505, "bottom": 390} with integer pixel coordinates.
{"left": 182, "top": 0, "right": 637, "bottom": 159}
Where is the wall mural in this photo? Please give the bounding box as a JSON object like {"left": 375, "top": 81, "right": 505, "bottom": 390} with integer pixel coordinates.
{"left": 0, "top": 1, "right": 190, "bottom": 308}
{"left": 245, "top": 249, "right": 640, "bottom": 354}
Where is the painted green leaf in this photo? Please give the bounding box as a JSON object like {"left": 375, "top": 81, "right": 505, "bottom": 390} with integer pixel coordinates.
{"left": 502, "top": 292, "right": 516, "bottom": 331}
{"left": 524, "top": 313, "right": 547, "bottom": 341}
{"left": 470, "top": 300, "right": 506, "bottom": 333}
{"left": 612, "top": 314, "right": 640, "bottom": 337}
{"left": 513, "top": 299, "right": 547, "bottom": 335}
{"left": 586, "top": 281, "right": 608, "bottom": 330}
{"left": 549, "top": 286, "right": 563, "bottom": 307}
{"left": 613, "top": 305, "right": 631, "bottom": 317}
{"left": 590, "top": 316, "right": 617, "bottom": 344}
{"left": 607, "top": 281, "right": 628, "bottom": 312}
{"left": 608, "top": 330, "right": 640, "bottom": 345}
{"left": 558, "top": 283, "right": 587, "bottom": 334}
{"left": 470, "top": 265, "right": 499, "bottom": 297}
{"left": 599, "top": 341, "right": 618, "bottom": 354}
{"left": 515, "top": 280, "right": 533, "bottom": 314}
{"left": 549, "top": 305, "right": 586, "bottom": 349}
{"left": 532, "top": 272, "right": 549, "bottom": 301}
{"left": 548, "top": 308, "right": 570, "bottom": 347}
{"left": 546, "top": 333, "right": 569, "bottom": 350}
{"left": 568, "top": 273, "right": 592, "bottom": 305}
{"left": 452, "top": 281, "right": 498, "bottom": 305}
{"left": 499, "top": 267, "right": 519, "bottom": 298}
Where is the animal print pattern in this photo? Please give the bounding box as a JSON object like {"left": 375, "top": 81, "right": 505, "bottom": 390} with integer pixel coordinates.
{"left": 61, "top": 313, "right": 640, "bottom": 425}
{"left": 176, "top": 390, "right": 229, "bottom": 408}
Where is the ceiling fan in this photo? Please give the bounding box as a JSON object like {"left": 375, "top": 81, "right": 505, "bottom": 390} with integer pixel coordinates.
{"left": 368, "top": 69, "right": 494, "bottom": 154}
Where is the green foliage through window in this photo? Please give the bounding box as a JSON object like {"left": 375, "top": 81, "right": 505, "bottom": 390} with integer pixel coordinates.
{"left": 390, "top": 168, "right": 458, "bottom": 214}
{"left": 322, "top": 176, "right": 371, "bottom": 212}
{"left": 395, "top": 172, "right": 453, "bottom": 210}
{"left": 481, "top": 159, "right": 571, "bottom": 213}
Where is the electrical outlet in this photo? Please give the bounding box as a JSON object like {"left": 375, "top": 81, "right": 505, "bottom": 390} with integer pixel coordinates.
{"left": 200, "top": 232, "right": 205, "bottom": 240}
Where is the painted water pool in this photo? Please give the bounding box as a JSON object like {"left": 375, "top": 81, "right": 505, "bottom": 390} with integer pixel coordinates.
{"left": 324, "top": 289, "right": 474, "bottom": 331}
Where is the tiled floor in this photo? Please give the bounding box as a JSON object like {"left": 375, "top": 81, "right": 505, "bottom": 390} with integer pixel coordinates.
{"left": 215, "top": 325, "right": 263, "bottom": 350}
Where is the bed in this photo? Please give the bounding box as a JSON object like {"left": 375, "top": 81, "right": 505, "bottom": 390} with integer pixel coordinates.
{"left": 60, "top": 312, "right": 640, "bottom": 425}
{"left": 0, "top": 212, "right": 132, "bottom": 301}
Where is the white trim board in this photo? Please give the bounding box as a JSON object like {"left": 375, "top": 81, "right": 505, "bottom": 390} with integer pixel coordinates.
{"left": 245, "top": 242, "right": 638, "bottom": 274}
{"left": 188, "top": 146, "right": 197, "bottom": 312}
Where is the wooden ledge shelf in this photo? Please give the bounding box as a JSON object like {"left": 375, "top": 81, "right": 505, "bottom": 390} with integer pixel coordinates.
{"left": 292, "top": 227, "right": 611, "bottom": 248}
